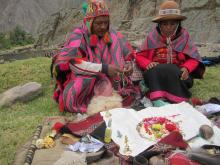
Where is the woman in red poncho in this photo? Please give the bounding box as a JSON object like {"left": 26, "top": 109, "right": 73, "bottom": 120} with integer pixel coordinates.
{"left": 136, "top": 0, "right": 205, "bottom": 106}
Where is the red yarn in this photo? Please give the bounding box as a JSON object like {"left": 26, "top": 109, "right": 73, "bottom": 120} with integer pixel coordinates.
{"left": 53, "top": 122, "right": 64, "bottom": 132}
{"left": 71, "top": 58, "right": 83, "bottom": 64}
{"left": 59, "top": 62, "right": 70, "bottom": 71}
{"left": 104, "top": 32, "right": 110, "bottom": 44}
{"left": 53, "top": 90, "right": 59, "bottom": 101}
{"left": 191, "top": 97, "right": 203, "bottom": 106}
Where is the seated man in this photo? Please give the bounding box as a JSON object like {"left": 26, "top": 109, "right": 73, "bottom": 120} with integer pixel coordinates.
{"left": 52, "top": 0, "right": 135, "bottom": 113}
{"left": 136, "top": 0, "right": 205, "bottom": 106}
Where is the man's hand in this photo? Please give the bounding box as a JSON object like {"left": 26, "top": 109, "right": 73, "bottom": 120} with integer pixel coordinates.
{"left": 146, "top": 62, "right": 159, "bottom": 70}
{"left": 108, "top": 65, "right": 122, "bottom": 77}
{"left": 180, "top": 67, "right": 189, "bottom": 80}
{"left": 123, "top": 62, "right": 133, "bottom": 76}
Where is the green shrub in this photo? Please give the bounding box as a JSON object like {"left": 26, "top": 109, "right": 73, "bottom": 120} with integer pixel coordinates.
{"left": 0, "top": 26, "right": 34, "bottom": 50}
{"left": 10, "top": 26, "right": 26, "bottom": 45}
{"left": 0, "top": 32, "right": 11, "bottom": 49}
{"left": 10, "top": 26, "right": 34, "bottom": 46}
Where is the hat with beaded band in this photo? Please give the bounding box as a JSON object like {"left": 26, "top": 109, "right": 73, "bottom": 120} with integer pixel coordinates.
{"left": 152, "top": 0, "right": 186, "bottom": 23}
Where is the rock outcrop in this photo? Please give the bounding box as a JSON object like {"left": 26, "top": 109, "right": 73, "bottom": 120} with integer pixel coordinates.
{"left": 35, "top": 8, "right": 83, "bottom": 47}
{"left": 35, "top": 0, "right": 220, "bottom": 47}
{"left": 0, "top": 0, "right": 219, "bottom": 45}
{"left": 0, "top": 0, "right": 82, "bottom": 34}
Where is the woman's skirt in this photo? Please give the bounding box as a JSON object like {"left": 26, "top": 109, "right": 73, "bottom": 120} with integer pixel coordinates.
{"left": 143, "top": 64, "right": 193, "bottom": 103}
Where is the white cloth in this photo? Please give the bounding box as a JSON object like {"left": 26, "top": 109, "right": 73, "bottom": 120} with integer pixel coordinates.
{"left": 196, "top": 103, "right": 220, "bottom": 115}
{"left": 70, "top": 60, "right": 102, "bottom": 76}
{"left": 68, "top": 136, "right": 104, "bottom": 153}
{"left": 140, "top": 97, "right": 153, "bottom": 108}
{"left": 101, "top": 102, "right": 220, "bottom": 157}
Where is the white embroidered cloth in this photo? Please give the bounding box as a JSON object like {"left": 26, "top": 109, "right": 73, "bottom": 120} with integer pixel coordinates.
{"left": 101, "top": 102, "right": 220, "bottom": 157}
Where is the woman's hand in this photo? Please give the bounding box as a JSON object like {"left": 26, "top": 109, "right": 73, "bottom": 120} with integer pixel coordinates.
{"left": 108, "top": 65, "right": 122, "bottom": 77}
{"left": 146, "top": 62, "right": 159, "bottom": 70}
{"left": 123, "top": 62, "right": 133, "bottom": 76}
{"left": 180, "top": 67, "right": 189, "bottom": 80}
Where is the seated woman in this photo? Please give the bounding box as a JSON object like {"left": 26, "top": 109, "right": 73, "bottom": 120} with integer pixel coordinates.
{"left": 136, "top": 0, "right": 205, "bottom": 106}
{"left": 52, "top": 0, "right": 135, "bottom": 113}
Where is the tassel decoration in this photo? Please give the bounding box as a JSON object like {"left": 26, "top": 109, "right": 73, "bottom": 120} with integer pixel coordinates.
{"left": 90, "top": 34, "right": 99, "bottom": 47}
{"left": 104, "top": 32, "right": 112, "bottom": 45}
{"left": 82, "top": 2, "right": 88, "bottom": 16}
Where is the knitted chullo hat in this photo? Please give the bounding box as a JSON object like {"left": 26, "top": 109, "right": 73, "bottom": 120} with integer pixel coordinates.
{"left": 85, "top": 0, "right": 109, "bottom": 19}
{"left": 83, "top": 0, "right": 111, "bottom": 47}
{"left": 152, "top": 0, "right": 186, "bottom": 23}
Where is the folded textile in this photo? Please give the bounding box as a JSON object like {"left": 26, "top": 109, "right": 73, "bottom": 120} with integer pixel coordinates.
{"left": 158, "top": 131, "right": 188, "bottom": 149}
{"left": 60, "top": 113, "right": 104, "bottom": 137}
{"left": 196, "top": 103, "right": 220, "bottom": 116}
{"left": 202, "top": 60, "right": 214, "bottom": 66}
{"left": 202, "top": 56, "right": 220, "bottom": 66}
{"left": 152, "top": 99, "right": 170, "bottom": 107}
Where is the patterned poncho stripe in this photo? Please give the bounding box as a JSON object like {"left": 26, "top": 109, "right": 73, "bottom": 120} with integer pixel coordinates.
{"left": 52, "top": 23, "right": 133, "bottom": 113}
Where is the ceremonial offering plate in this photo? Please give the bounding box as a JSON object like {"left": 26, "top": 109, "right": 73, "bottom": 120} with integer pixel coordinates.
{"left": 136, "top": 117, "right": 180, "bottom": 141}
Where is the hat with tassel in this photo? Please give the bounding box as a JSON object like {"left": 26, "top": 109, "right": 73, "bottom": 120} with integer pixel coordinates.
{"left": 82, "top": 0, "right": 111, "bottom": 47}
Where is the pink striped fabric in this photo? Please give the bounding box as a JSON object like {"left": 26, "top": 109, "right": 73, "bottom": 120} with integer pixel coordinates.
{"left": 52, "top": 22, "right": 133, "bottom": 113}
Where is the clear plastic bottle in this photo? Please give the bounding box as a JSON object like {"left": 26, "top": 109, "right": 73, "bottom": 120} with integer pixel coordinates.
{"left": 104, "top": 119, "right": 112, "bottom": 143}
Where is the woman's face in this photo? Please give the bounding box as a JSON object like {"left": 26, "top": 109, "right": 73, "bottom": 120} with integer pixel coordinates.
{"left": 160, "top": 20, "right": 179, "bottom": 37}
{"left": 91, "top": 16, "right": 109, "bottom": 37}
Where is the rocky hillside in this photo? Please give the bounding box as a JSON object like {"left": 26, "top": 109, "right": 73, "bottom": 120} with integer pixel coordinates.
{"left": 36, "top": 0, "right": 220, "bottom": 47}
{"left": 0, "top": 0, "right": 219, "bottom": 46}
{"left": 0, "top": 0, "right": 82, "bottom": 34}
{"left": 115, "top": 0, "right": 220, "bottom": 41}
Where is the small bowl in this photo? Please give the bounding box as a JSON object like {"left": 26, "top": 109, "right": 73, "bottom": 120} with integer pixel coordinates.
{"left": 86, "top": 148, "right": 105, "bottom": 163}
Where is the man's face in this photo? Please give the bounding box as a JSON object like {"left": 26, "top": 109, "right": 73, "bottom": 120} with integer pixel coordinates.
{"left": 160, "top": 20, "right": 179, "bottom": 37}
{"left": 91, "top": 16, "right": 109, "bottom": 37}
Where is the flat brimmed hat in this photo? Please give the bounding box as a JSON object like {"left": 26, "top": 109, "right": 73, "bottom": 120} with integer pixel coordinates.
{"left": 152, "top": 0, "right": 187, "bottom": 23}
